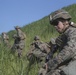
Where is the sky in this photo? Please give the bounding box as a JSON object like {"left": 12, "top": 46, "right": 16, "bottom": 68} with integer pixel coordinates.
{"left": 0, "top": 0, "right": 76, "bottom": 34}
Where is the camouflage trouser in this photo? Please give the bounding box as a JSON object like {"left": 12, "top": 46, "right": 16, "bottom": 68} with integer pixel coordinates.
{"left": 17, "top": 49, "right": 22, "bottom": 58}
{"left": 27, "top": 48, "right": 47, "bottom": 69}
{"left": 38, "top": 68, "right": 47, "bottom": 75}
{"left": 11, "top": 42, "right": 25, "bottom": 58}
{"left": 51, "top": 69, "right": 61, "bottom": 75}
{"left": 32, "top": 48, "right": 47, "bottom": 60}
{"left": 61, "top": 60, "right": 76, "bottom": 75}
{"left": 39, "top": 69, "right": 61, "bottom": 75}
{"left": 45, "top": 69, "right": 61, "bottom": 75}
{"left": 17, "top": 42, "right": 25, "bottom": 58}
{"left": 45, "top": 60, "right": 76, "bottom": 75}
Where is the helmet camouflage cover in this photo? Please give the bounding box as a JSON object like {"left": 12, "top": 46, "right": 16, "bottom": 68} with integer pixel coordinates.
{"left": 49, "top": 9, "right": 71, "bottom": 25}
{"left": 15, "top": 26, "right": 20, "bottom": 29}
{"left": 34, "top": 35, "right": 40, "bottom": 40}
{"left": 2, "top": 32, "right": 6, "bottom": 35}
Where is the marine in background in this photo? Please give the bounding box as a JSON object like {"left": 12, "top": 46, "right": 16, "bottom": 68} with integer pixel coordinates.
{"left": 2, "top": 32, "right": 10, "bottom": 47}
{"left": 11, "top": 26, "right": 26, "bottom": 58}
{"left": 27, "top": 35, "right": 51, "bottom": 66}
{"left": 38, "top": 38, "right": 58, "bottom": 75}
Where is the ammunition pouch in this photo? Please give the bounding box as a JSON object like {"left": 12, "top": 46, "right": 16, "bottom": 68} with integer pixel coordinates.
{"left": 55, "top": 34, "right": 67, "bottom": 50}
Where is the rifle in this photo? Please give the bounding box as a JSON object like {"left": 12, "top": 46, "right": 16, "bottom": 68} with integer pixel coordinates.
{"left": 46, "top": 44, "right": 58, "bottom": 62}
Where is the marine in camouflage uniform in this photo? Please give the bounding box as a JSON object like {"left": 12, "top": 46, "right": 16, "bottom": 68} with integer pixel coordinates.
{"left": 44, "top": 9, "right": 76, "bottom": 75}
{"left": 2, "top": 32, "right": 10, "bottom": 47}
{"left": 38, "top": 38, "right": 58, "bottom": 75}
{"left": 27, "top": 35, "right": 51, "bottom": 66}
{"left": 11, "top": 26, "right": 26, "bottom": 58}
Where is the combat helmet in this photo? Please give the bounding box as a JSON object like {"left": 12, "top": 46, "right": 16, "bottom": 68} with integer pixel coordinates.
{"left": 15, "top": 26, "right": 20, "bottom": 29}
{"left": 34, "top": 35, "right": 40, "bottom": 40}
{"left": 49, "top": 9, "right": 71, "bottom": 25}
{"left": 2, "top": 32, "right": 6, "bottom": 35}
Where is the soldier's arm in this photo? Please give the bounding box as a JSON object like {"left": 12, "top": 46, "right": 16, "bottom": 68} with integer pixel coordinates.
{"left": 6, "top": 35, "right": 9, "bottom": 40}
{"left": 46, "top": 28, "right": 76, "bottom": 71}
{"left": 17, "top": 30, "right": 26, "bottom": 39}
{"left": 46, "top": 44, "right": 58, "bottom": 62}
{"left": 27, "top": 43, "right": 35, "bottom": 56}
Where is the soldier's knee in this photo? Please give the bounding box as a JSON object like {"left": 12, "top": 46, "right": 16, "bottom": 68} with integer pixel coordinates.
{"left": 38, "top": 68, "right": 47, "bottom": 75}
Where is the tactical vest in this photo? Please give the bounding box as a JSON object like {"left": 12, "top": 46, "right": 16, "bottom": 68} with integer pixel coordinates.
{"left": 55, "top": 22, "right": 76, "bottom": 51}
{"left": 55, "top": 33, "right": 67, "bottom": 50}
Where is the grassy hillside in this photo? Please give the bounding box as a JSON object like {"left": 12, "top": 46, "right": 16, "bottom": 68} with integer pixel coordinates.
{"left": 0, "top": 4, "right": 76, "bottom": 75}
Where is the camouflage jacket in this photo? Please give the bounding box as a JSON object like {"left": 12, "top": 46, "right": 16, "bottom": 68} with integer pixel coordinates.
{"left": 2, "top": 34, "right": 9, "bottom": 40}
{"left": 47, "top": 25, "right": 76, "bottom": 71}
{"left": 17, "top": 29, "right": 26, "bottom": 40}
{"left": 29, "top": 40, "right": 51, "bottom": 54}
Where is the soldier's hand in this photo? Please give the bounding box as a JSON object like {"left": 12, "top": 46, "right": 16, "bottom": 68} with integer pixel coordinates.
{"left": 42, "top": 63, "right": 48, "bottom": 71}
{"left": 45, "top": 63, "right": 48, "bottom": 72}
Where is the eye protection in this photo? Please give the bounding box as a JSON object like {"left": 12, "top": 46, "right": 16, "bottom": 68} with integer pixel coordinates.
{"left": 51, "top": 18, "right": 66, "bottom": 26}
{"left": 52, "top": 20, "right": 59, "bottom": 26}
